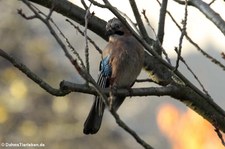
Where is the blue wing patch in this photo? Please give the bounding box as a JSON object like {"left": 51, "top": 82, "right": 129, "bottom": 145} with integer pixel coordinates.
{"left": 100, "top": 55, "right": 112, "bottom": 77}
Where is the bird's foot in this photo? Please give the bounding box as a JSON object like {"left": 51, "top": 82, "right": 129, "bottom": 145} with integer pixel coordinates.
{"left": 109, "top": 86, "right": 117, "bottom": 111}
{"left": 126, "top": 87, "right": 133, "bottom": 98}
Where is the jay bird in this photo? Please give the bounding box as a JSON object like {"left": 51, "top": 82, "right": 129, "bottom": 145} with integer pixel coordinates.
{"left": 83, "top": 18, "right": 144, "bottom": 134}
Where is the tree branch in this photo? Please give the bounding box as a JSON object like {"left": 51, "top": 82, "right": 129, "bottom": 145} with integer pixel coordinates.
{"left": 175, "top": 0, "right": 225, "bottom": 36}
{"left": 175, "top": 0, "right": 188, "bottom": 70}
{"left": 157, "top": 0, "right": 168, "bottom": 45}
{"left": 129, "top": 0, "right": 151, "bottom": 43}
{"left": 60, "top": 80, "right": 175, "bottom": 97}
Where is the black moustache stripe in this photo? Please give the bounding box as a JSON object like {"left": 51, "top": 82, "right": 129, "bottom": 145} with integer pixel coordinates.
{"left": 114, "top": 31, "right": 124, "bottom": 35}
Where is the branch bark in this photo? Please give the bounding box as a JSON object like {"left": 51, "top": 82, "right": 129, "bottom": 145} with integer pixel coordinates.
{"left": 189, "top": 0, "right": 225, "bottom": 36}
{"left": 174, "top": 0, "right": 225, "bottom": 36}
{"left": 157, "top": 0, "right": 168, "bottom": 45}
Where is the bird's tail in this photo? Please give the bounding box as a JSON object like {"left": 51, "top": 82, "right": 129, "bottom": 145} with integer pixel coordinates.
{"left": 83, "top": 95, "right": 125, "bottom": 134}
{"left": 83, "top": 73, "right": 125, "bottom": 134}
{"left": 83, "top": 73, "right": 108, "bottom": 134}
{"left": 83, "top": 95, "right": 105, "bottom": 134}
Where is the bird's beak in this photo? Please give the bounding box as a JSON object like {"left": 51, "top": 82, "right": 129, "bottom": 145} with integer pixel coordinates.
{"left": 105, "top": 29, "right": 114, "bottom": 36}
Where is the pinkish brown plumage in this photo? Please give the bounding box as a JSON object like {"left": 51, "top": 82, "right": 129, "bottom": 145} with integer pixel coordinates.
{"left": 83, "top": 18, "right": 144, "bottom": 134}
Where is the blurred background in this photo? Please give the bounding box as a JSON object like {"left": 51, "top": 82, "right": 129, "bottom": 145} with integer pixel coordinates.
{"left": 0, "top": 0, "right": 224, "bottom": 148}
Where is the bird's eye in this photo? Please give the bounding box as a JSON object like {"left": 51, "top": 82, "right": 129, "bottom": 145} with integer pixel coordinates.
{"left": 112, "top": 23, "right": 120, "bottom": 30}
{"left": 115, "top": 24, "right": 120, "bottom": 29}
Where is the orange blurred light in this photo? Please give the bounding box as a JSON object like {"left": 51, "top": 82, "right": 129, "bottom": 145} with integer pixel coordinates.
{"left": 157, "top": 104, "right": 225, "bottom": 149}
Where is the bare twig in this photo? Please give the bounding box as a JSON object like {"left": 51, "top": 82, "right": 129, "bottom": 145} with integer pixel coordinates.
{"left": 221, "top": 52, "right": 225, "bottom": 60}
{"left": 140, "top": 10, "right": 155, "bottom": 38}
{"left": 66, "top": 19, "right": 102, "bottom": 54}
{"left": 173, "top": 0, "right": 192, "bottom": 5}
{"left": 213, "top": 114, "right": 225, "bottom": 146}
{"left": 185, "top": 35, "right": 225, "bottom": 71}
{"left": 142, "top": 9, "right": 171, "bottom": 64}
{"left": 81, "top": 0, "right": 88, "bottom": 9}
{"left": 157, "top": 0, "right": 168, "bottom": 45}
{"left": 51, "top": 19, "right": 86, "bottom": 69}
{"left": 88, "top": 0, "right": 107, "bottom": 8}
{"left": 208, "top": 0, "right": 216, "bottom": 6}
{"left": 110, "top": 110, "right": 153, "bottom": 149}
{"left": 175, "top": 0, "right": 188, "bottom": 70}
{"left": 46, "top": 2, "right": 54, "bottom": 20}
{"left": 175, "top": 0, "right": 217, "bottom": 6}
{"left": 215, "top": 127, "right": 225, "bottom": 146}
{"left": 129, "top": 0, "right": 151, "bottom": 43}
{"left": 116, "top": 9, "right": 140, "bottom": 35}
{"left": 84, "top": 3, "right": 92, "bottom": 77}
{"left": 174, "top": 47, "right": 210, "bottom": 96}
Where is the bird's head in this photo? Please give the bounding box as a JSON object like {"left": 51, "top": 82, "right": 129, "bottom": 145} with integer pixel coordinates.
{"left": 105, "top": 18, "right": 129, "bottom": 37}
